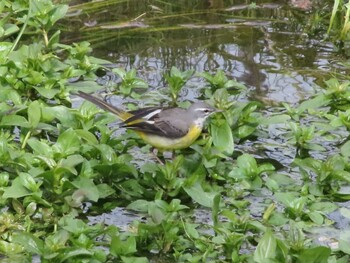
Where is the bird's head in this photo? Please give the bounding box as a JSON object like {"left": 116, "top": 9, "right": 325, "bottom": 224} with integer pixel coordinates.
{"left": 188, "top": 101, "right": 220, "bottom": 127}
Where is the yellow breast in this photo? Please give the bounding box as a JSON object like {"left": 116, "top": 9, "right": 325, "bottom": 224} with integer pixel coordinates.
{"left": 138, "top": 125, "right": 202, "bottom": 150}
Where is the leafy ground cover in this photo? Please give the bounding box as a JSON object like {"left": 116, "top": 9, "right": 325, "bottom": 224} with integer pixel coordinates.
{"left": 1, "top": 0, "right": 350, "bottom": 262}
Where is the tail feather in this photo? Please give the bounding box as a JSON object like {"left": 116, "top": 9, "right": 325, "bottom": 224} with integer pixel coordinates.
{"left": 77, "top": 91, "right": 132, "bottom": 121}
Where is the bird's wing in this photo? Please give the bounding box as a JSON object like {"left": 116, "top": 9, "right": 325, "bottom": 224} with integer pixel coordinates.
{"left": 123, "top": 108, "right": 189, "bottom": 138}
{"left": 124, "top": 107, "right": 164, "bottom": 125}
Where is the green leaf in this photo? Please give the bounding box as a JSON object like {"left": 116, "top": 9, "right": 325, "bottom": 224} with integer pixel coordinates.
{"left": 33, "top": 86, "right": 59, "bottom": 99}
{"left": 309, "top": 202, "right": 338, "bottom": 214}
{"left": 0, "top": 240, "right": 23, "bottom": 255}
{"left": 0, "top": 115, "right": 30, "bottom": 128}
{"left": 59, "top": 248, "right": 93, "bottom": 262}
{"left": 59, "top": 154, "right": 84, "bottom": 170}
{"left": 237, "top": 125, "right": 256, "bottom": 138}
{"left": 339, "top": 207, "right": 350, "bottom": 219}
{"left": 237, "top": 154, "right": 258, "bottom": 177}
{"left": 127, "top": 200, "right": 150, "bottom": 212}
{"left": 183, "top": 183, "right": 218, "bottom": 207}
{"left": 75, "top": 129, "right": 99, "bottom": 144}
{"left": 71, "top": 177, "right": 99, "bottom": 202}
{"left": 53, "top": 129, "right": 80, "bottom": 156}
{"left": 308, "top": 211, "right": 323, "bottom": 225}
{"left": 110, "top": 236, "right": 137, "bottom": 256}
{"left": 12, "top": 232, "right": 44, "bottom": 255}
{"left": 60, "top": 216, "right": 86, "bottom": 235}
{"left": 254, "top": 230, "right": 277, "bottom": 262}
{"left": 212, "top": 194, "right": 221, "bottom": 226}
{"left": 96, "top": 183, "right": 115, "bottom": 198}
{"left": 121, "top": 256, "right": 149, "bottom": 263}
{"left": 19, "top": 172, "right": 38, "bottom": 192}
{"left": 148, "top": 202, "right": 165, "bottom": 224}
{"left": 27, "top": 138, "right": 53, "bottom": 157}
{"left": 341, "top": 140, "right": 350, "bottom": 157}
{"left": 50, "top": 5, "right": 68, "bottom": 25}
{"left": 274, "top": 192, "right": 299, "bottom": 207}
{"left": 184, "top": 223, "right": 199, "bottom": 239}
{"left": 3, "top": 177, "right": 31, "bottom": 198}
{"left": 259, "top": 114, "right": 291, "bottom": 125}
{"left": 297, "top": 94, "right": 329, "bottom": 113}
{"left": 211, "top": 121, "right": 234, "bottom": 155}
{"left": 28, "top": 100, "right": 41, "bottom": 128}
{"left": 297, "top": 246, "right": 331, "bottom": 263}
{"left": 339, "top": 239, "right": 350, "bottom": 254}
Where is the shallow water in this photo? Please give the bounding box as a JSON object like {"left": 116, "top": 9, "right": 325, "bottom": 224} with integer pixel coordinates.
{"left": 63, "top": 0, "right": 350, "bottom": 257}
{"left": 63, "top": 0, "right": 349, "bottom": 104}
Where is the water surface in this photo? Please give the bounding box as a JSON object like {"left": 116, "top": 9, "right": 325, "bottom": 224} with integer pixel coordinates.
{"left": 63, "top": 0, "right": 349, "bottom": 103}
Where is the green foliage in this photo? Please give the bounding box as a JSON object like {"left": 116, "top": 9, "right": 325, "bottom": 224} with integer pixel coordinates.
{"left": 164, "top": 66, "right": 194, "bottom": 103}
{"left": 112, "top": 68, "right": 148, "bottom": 98}
{"left": 1, "top": 0, "right": 350, "bottom": 262}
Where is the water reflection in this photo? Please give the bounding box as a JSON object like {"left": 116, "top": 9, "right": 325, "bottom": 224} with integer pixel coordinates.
{"left": 63, "top": 0, "right": 349, "bottom": 103}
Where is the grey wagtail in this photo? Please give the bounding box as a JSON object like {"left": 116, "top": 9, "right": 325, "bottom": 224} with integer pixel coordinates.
{"left": 77, "top": 91, "right": 219, "bottom": 150}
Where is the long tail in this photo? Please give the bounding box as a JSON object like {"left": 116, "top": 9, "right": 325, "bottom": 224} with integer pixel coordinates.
{"left": 77, "top": 91, "right": 133, "bottom": 121}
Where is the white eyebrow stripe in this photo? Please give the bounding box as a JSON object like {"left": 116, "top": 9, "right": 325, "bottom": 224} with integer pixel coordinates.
{"left": 143, "top": 109, "right": 162, "bottom": 120}
{"left": 194, "top": 108, "right": 208, "bottom": 111}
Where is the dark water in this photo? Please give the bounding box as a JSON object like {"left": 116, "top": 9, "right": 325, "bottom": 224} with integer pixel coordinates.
{"left": 63, "top": 0, "right": 349, "bottom": 104}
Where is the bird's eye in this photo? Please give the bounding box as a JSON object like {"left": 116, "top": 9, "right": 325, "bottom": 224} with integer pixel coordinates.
{"left": 203, "top": 109, "right": 210, "bottom": 113}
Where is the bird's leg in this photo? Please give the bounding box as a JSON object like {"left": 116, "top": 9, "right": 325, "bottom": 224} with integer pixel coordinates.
{"left": 151, "top": 147, "right": 164, "bottom": 165}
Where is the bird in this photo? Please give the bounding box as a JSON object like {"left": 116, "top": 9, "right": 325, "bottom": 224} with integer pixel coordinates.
{"left": 77, "top": 91, "right": 219, "bottom": 151}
